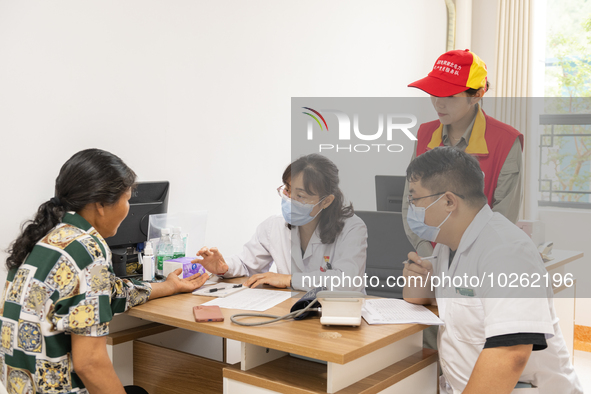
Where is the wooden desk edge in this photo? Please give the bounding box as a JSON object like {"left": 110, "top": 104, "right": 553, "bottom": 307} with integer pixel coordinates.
{"left": 126, "top": 306, "right": 431, "bottom": 364}
{"left": 544, "top": 250, "right": 584, "bottom": 271}
{"left": 106, "top": 322, "right": 176, "bottom": 346}
{"left": 126, "top": 283, "right": 438, "bottom": 364}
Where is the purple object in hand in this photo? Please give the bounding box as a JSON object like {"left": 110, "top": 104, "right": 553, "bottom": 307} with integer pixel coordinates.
{"left": 165, "top": 256, "right": 206, "bottom": 278}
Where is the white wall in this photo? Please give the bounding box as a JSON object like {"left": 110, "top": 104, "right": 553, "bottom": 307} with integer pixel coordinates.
{"left": 0, "top": 1, "right": 447, "bottom": 286}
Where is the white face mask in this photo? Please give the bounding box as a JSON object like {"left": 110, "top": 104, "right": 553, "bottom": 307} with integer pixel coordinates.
{"left": 406, "top": 193, "right": 451, "bottom": 242}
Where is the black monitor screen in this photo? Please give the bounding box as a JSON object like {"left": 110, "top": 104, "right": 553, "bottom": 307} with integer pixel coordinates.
{"left": 106, "top": 181, "right": 169, "bottom": 248}
{"left": 375, "top": 175, "right": 406, "bottom": 212}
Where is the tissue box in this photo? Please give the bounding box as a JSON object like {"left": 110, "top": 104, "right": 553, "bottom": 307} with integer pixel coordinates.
{"left": 163, "top": 256, "right": 206, "bottom": 278}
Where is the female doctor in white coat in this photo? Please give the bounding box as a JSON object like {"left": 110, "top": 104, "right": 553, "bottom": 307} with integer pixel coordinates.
{"left": 195, "top": 154, "right": 368, "bottom": 292}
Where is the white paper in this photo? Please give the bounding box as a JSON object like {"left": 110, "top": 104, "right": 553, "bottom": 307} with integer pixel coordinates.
{"left": 192, "top": 282, "right": 246, "bottom": 298}
{"left": 202, "top": 289, "right": 292, "bottom": 311}
{"left": 362, "top": 299, "right": 443, "bottom": 325}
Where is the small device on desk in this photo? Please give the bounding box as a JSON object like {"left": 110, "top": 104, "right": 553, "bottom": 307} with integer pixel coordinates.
{"left": 539, "top": 241, "right": 554, "bottom": 262}
{"left": 193, "top": 305, "right": 224, "bottom": 322}
{"left": 229, "top": 287, "right": 363, "bottom": 327}
{"left": 316, "top": 291, "right": 365, "bottom": 326}
{"left": 105, "top": 181, "right": 169, "bottom": 278}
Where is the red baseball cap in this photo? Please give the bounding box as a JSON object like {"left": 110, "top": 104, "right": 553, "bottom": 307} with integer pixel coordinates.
{"left": 408, "top": 49, "right": 488, "bottom": 97}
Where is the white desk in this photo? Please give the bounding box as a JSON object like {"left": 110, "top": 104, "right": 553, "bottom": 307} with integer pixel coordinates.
{"left": 545, "top": 249, "right": 584, "bottom": 272}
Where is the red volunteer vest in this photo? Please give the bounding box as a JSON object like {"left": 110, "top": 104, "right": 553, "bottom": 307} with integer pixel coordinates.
{"left": 415, "top": 108, "right": 524, "bottom": 207}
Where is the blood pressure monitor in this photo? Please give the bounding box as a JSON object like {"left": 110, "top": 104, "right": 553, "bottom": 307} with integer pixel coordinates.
{"left": 316, "top": 291, "right": 365, "bottom": 326}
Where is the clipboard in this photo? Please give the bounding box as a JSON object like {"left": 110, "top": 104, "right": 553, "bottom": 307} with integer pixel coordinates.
{"left": 192, "top": 282, "right": 246, "bottom": 298}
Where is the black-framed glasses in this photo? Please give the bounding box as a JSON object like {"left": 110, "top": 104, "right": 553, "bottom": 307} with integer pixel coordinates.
{"left": 407, "top": 191, "right": 465, "bottom": 205}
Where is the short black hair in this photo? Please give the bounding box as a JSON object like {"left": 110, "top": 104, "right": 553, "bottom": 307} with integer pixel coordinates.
{"left": 406, "top": 146, "right": 487, "bottom": 208}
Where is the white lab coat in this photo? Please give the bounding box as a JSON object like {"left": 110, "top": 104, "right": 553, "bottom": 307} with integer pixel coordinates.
{"left": 434, "top": 205, "right": 582, "bottom": 394}
{"left": 225, "top": 214, "right": 368, "bottom": 292}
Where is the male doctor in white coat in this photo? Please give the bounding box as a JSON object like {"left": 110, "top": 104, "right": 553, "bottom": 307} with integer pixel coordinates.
{"left": 403, "top": 146, "right": 581, "bottom": 394}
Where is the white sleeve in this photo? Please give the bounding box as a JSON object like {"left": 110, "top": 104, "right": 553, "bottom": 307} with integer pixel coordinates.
{"left": 479, "top": 241, "right": 555, "bottom": 339}
{"left": 292, "top": 218, "right": 368, "bottom": 292}
{"left": 224, "top": 217, "right": 276, "bottom": 278}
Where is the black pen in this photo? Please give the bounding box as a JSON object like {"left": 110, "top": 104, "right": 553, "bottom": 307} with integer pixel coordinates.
{"left": 208, "top": 287, "right": 224, "bottom": 293}
{"left": 232, "top": 284, "right": 243, "bottom": 288}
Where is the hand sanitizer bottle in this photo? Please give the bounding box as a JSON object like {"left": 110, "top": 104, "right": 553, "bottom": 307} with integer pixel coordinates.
{"left": 142, "top": 241, "right": 155, "bottom": 282}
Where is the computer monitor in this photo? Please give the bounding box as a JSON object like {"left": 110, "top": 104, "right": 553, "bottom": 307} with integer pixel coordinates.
{"left": 375, "top": 175, "right": 406, "bottom": 212}
{"left": 106, "top": 181, "right": 169, "bottom": 276}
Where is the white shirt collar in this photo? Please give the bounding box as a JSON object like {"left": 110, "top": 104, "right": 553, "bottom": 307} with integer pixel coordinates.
{"left": 455, "top": 204, "right": 494, "bottom": 256}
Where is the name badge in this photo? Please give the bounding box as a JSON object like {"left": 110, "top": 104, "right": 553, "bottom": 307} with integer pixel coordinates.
{"left": 455, "top": 287, "right": 475, "bottom": 297}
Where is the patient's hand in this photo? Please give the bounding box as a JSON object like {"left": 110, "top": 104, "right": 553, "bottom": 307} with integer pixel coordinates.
{"left": 244, "top": 272, "right": 291, "bottom": 289}
{"left": 194, "top": 247, "right": 229, "bottom": 276}
{"left": 168, "top": 269, "right": 209, "bottom": 293}
{"left": 148, "top": 269, "right": 209, "bottom": 300}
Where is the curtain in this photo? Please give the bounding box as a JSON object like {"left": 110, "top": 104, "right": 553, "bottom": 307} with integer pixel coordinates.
{"left": 493, "top": 0, "right": 533, "bottom": 219}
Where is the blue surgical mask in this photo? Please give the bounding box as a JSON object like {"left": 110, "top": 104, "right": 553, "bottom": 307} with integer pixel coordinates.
{"left": 406, "top": 194, "right": 451, "bottom": 242}
{"left": 281, "top": 195, "right": 326, "bottom": 226}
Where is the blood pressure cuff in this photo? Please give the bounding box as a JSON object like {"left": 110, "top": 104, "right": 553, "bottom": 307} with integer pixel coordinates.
{"left": 290, "top": 287, "right": 327, "bottom": 320}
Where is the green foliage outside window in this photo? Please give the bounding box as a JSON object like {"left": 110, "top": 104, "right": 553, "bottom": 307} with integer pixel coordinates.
{"left": 541, "top": 1, "right": 591, "bottom": 206}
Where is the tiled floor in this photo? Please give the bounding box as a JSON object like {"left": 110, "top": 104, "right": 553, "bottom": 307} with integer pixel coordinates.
{"left": 574, "top": 350, "right": 591, "bottom": 390}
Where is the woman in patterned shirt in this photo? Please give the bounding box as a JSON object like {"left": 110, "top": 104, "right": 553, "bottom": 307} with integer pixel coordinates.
{"left": 1, "top": 149, "right": 208, "bottom": 394}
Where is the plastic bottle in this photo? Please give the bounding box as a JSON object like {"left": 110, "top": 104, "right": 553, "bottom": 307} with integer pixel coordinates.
{"left": 157, "top": 228, "right": 173, "bottom": 276}
{"left": 172, "top": 227, "right": 185, "bottom": 258}
{"left": 142, "top": 241, "right": 155, "bottom": 281}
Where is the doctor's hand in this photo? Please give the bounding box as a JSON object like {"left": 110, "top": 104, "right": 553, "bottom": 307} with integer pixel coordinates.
{"left": 402, "top": 252, "right": 436, "bottom": 305}
{"left": 402, "top": 252, "right": 434, "bottom": 278}
{"left": 244, "top": 273, "right": 291, "bottom": 289}
{"left": 194, "top": 247, "right": 229, "bottom": 276}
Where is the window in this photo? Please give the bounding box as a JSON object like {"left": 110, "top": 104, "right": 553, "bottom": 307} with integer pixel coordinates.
{"left": 539, "top": 0, "right": 591, "bottom": 208}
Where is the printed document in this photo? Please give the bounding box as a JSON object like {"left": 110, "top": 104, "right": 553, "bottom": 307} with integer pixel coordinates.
{"left": 362, "top": 298, "right": 443, "bottom": 325}
{"left": 202, "top": 289, "right": 292, "bottom": 311}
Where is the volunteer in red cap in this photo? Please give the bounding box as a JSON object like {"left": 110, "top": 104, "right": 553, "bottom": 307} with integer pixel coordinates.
{"left": 402, "top": 49, "right": 524, "bottom": 258}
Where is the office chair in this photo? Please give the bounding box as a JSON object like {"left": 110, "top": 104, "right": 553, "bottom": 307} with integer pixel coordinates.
{"left": 355, "top": 211, "right": 415, "bottom": 298}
